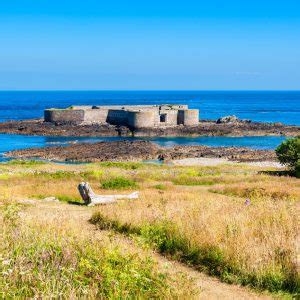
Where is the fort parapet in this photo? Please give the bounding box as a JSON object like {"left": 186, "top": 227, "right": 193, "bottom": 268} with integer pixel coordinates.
{"left": 44, "top": 104, "right": 199, "bottom": 129}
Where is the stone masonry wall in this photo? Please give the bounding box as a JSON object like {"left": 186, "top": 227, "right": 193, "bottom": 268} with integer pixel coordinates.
{"left": 127, "top": 111, "right": 156, "bottom": 128}
{"left": 44, "top": 105, "right": 199, "bottom": 128}
{"left": 83, "top": 109, "right": 108, "bottom": 123}
{"left": 44, "top": 109, "right": 84, "bottom": 124}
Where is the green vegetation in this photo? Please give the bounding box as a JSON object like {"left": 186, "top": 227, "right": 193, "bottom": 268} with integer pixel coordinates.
{"left": 34, "top": 171, "right": 76, "bottom": 180}
{"left": 153, "top": 184, "right": 167, "bottom": 190}
{"left": 101, "top": 176, "right": 138, "bottom": 190}
{"left": 172, "top": 175, "right": 215, "bottom": 186}
{"left": 6, "top": 159, "right": 46, "bottom": 166}
{"left": 276, "top": 136, "right": 300, "bottom": 177}
{"left": 98, "top": 161, "right": 143, "bottom": 170}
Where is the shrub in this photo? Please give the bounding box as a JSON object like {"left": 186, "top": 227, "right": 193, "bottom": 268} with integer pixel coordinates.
{"left": 276, "top": 137, "right": 300, "bottom": 176}
{"left": 101, "top": 177, "right": 138, "bottom": 190}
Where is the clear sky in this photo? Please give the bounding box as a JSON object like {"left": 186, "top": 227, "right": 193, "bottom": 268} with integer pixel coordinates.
{"left": 0, "top": 0, "right": 300, "bottom": 90}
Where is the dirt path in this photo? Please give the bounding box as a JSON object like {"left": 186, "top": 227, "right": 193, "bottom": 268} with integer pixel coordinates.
{"left": 22, "top": 199, "right": 272, "bottom": 299}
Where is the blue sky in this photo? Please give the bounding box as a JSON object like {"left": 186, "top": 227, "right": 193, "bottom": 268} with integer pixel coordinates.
{"left": 0, "top": 0, "right": 300, "bottom": 90}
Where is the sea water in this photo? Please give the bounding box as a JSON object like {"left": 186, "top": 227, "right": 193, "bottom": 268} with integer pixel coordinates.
{"left": 0, "top": 90, "right": 299, "bottom": 124}
{"left": 0, "top": 91, "right": 298, "bottom": 159}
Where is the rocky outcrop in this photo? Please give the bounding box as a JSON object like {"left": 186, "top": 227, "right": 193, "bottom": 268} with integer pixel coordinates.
{"left": 5, "top": 140, "right": 277, "bottom": 163}
{"left": 217, "top": 115, "right": 241, "bottom": 124}
{"left": 5, "top": 140, "right": 159, "bottom": 162}
{"left": 0, "top": 118, "right": 298, "bottom": 137}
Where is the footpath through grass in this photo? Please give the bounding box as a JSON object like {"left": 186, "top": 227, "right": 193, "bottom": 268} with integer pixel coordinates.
{"left": 0, "top": 201, "right": 195, "bottom": 298}
{"left": 0, "top": 159, "right": 299, "bottom": 297}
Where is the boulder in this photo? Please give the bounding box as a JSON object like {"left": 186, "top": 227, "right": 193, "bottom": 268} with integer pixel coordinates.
{"left": 216, "top": 115, "right": 240, "bottom": 124}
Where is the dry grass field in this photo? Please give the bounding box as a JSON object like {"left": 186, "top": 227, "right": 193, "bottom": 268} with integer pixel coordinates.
{"left": 0, "top": 159, "right": 299, "bottom": 298}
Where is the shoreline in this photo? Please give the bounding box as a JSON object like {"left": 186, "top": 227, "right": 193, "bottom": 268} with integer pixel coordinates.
{"left": 0, "top": 118, "right": 299, "bottom": 137}
{"left": 5, "top": 140, "right": 279, "bottom": 164}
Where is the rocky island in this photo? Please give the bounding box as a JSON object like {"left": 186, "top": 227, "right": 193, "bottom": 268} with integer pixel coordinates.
{"left": 0, "top": 104, "right": 298, "bottom": 137}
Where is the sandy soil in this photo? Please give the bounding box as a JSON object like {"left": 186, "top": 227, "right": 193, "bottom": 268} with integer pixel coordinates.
{"left": 172, "top": 157, "right": 285, "bottom": 168}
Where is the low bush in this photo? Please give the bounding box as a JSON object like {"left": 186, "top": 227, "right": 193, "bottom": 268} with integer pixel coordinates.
{"left": 276, "top": 137, "right": 300, "bottom": 177}
{"left": 101, "top": 177, "right": 138, "bottom": 190}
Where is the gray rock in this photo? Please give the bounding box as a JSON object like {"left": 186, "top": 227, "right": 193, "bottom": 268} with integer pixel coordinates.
{"left": 216, "top": 115, "right": 240, "bottom": 124}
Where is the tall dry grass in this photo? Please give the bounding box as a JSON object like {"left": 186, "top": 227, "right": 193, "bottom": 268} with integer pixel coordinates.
{"left": 0, "top": 199, "right": 195, "bottom": 298}
{"left": 1, "top": 160, "right": 299, "bottom": 295}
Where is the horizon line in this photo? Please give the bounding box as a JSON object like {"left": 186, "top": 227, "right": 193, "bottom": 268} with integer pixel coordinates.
{"left": 0, "top": 89, "right": 300, "bottom": 92}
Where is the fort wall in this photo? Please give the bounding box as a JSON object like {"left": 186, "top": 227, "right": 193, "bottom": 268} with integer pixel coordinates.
{"left": 183, "top": 109, "right": 199, "bottom": 126}
{"left": 44, "top": 105, "right": 199, "bottom": 128}
{"left": 44, "top": 109, "right": 84, "bottom": 123}
{"left": 155, "top": 110, "right": 178, "bottom": 126}
{"left": 128, "top": 111, "right": 155, "bottom": 129}
{"left": 83, "top": 109, "right": 107, "bottom": 123}
{"left": 178, "top": 109, "right": 199, "bottom": 126}
{"left": 107, "top": 110, "right": 129, "bottom": 125}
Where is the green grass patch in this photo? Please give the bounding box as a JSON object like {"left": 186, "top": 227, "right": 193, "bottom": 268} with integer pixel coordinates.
{"left": 4, "top": 160, "right": 46, "bottom": 166}
{"left": 55, "top": 195, "right": 83, "bottom": 204}
{"left": 34, "top": 171, "right": 76, "bottom": 180}
{"left": 0, "top": 173, "right": 12, "bottom": 180}
{"left": 98, "top": 161, "right": 143, "bottom": 170}
{"left": 101, "top": 177, "right": 138, "bottom": 190}
{"left": 80, "top": 170, "right": 104, "bottom": 180}
{"left": 153, "top": 184, "right": 167, "bottom": 190}
{"left": 172, "top": 175, "right": 215, "bottom": 186}
{"left": 31, "top": 194, "right": 83, "bottom": 205}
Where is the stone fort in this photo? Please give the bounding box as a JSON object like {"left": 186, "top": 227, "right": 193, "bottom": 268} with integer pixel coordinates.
{"left": 44, "top": 104, "right": 199, "bottom": 129}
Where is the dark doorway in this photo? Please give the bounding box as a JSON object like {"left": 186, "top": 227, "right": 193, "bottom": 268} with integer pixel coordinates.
{"left": 160, "top": 114, "right": 166, "bottom": 122}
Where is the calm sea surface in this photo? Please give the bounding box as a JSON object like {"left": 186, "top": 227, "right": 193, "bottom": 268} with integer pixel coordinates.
{"left": 0, "top": 91, "right": 299, "bottom": 160}
{"left": 0, "top": 90, "right": 299, "bottom": 124}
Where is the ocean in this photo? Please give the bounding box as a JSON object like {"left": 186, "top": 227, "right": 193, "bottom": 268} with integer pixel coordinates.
{"left": 0, "top": 90, "right": 299, "bottom": 125}
{"left": 0, "top": 91, "right": 299, "bottom": 159}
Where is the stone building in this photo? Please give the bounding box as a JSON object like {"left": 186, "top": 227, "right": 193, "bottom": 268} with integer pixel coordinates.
{"left": 44, "top": 104, "right": 199, "bottom": 129}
